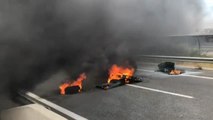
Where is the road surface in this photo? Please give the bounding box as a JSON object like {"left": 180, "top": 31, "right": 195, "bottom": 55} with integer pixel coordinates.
{"left": 28, "top": 62, "right": 213, "bottom": 120}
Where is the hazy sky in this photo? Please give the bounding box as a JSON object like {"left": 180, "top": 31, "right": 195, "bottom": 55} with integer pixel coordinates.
{"left": 203, "top": 0, "right": 213, "bottom": 28}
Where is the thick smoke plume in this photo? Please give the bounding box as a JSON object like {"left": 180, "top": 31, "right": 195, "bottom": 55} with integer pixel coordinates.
{"left": 0, "top": 0, "right": 204, "bottom": 105}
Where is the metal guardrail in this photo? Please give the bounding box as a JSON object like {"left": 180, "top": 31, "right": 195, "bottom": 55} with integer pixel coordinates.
{"left": 137, "top": 55, "right": 213, "bottom": 62}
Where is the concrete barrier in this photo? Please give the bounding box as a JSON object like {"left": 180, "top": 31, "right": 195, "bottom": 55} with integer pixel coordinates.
{"left": 137, "top": 55, "right": 213, "bottom": 70}
{"left": 1, "top": 104, "right": 68, "bottom": 120}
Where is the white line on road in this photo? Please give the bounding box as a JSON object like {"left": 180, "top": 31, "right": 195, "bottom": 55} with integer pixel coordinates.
{"left": 127, "top": 84, "right": 194, "bottom": 99}
{"left": 181, "top": 74, "right": 213, "bottom": 80}
{"left": 25, "top": 92, "right": 88, "bottom": 120}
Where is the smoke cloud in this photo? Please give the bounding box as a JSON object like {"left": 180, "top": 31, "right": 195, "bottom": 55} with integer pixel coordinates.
{"left": 0, "top": 0, "right": 204, "bottom": 107}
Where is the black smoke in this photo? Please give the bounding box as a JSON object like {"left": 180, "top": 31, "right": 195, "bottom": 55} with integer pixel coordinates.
{"left": 0, "top": 0, "right": 204, "bottom": 105}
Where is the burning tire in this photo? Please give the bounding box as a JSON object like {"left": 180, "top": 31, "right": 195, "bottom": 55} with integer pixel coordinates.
{"left": 158, "top": 62, "right": 175, "bottom": 73}
{"left": 64, "top": 86, "right": 81, "bottom": 94}
{"left": 59, "top": 73, "right": 86, "bottom": 95}
{"left": 158, "top": 62, "right": 184, "bottom": 75}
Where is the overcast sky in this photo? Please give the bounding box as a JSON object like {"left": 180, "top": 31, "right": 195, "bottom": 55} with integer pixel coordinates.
{"left": 203, "top": 0, "right": 213, "bottom": 28}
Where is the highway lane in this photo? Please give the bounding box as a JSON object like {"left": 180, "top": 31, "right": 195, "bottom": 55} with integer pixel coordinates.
{"left": 31, "top": 64, "right": 213, "bottom": 120}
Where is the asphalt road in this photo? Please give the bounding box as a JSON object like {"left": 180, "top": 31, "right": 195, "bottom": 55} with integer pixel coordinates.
{"left": 31, "top": 63, "right": 213, "bottom": 120}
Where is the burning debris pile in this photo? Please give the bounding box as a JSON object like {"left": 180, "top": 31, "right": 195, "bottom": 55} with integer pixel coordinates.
{"left": 107, "top": 64, "right": 135, "bottom": 84}
{"left": 59, "top": 73, "right": 86, "bottom": 95}
{"left": 158, "top": 62, "right": 184, "bottom": 75}
{"left": 96, "top": 64, "right": 143, "bottom": 90}
{"left": 59, "top": 63, "right": 143, "bottom": 94}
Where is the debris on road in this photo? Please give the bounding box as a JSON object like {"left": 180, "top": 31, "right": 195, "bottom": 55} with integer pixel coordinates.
{"left": 59, "top": 73, "right": 86, "bottom": 95}
{"left": 158, "top": 62, "right": 184, "bottom": 75}
{"left": 96, "top": 76, "right": 143, "bottom": 90}
{"left": 97, "top": 64, "right": 143, "bottom": 90}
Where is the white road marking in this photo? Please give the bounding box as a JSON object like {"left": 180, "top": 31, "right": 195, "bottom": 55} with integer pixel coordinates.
{"left": 127, "top": 84, "right": 194, "bottom": 99}
{"left": 181, "top": 71, "right": 201, "bottom": 75}
{"left": 181, "top": 74, "right": 213, "bottom": 80}
{"left": 25, "top": 92, "right": 88, "bottom": 120}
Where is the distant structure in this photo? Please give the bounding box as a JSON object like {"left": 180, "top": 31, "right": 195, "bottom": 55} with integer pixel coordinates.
{"left": 197, "top": 28, "right": 213, "bottom": 35}
{"left": 169, "top": 28, "right": 213, "bottom": 37}
{"left": 168, "top": 29, "right": 213, "bottom": 56}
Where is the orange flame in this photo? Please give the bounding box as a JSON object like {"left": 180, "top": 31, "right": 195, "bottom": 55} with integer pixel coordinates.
{"left": 59, "top": 73, "right": 86, "bottom": 95}
{"left": 169, "top": 69, "right": 182, "bottom": 75}
{"left": 107, "top": 64, "right": 135, "bottom": 84}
